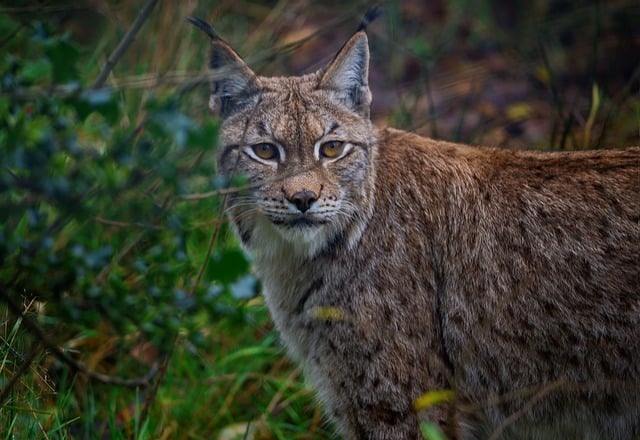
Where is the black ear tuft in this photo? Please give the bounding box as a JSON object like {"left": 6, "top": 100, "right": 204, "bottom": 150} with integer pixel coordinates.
{"left": 186, "top": 17, "right": 219, "bottom": 41}
{"left": 188, "top": 16, "right": 259, "bottom": 118}
{"left": 357, "top": 5, "right": 384, "bottom": 32}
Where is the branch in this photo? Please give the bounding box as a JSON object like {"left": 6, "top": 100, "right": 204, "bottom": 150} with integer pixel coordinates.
{"left": 487, "top": 380, "right": 566, "bottom": 440}
{"left": 92, "top": 0, "right": 159, "bottom": 89}
{"left": 139, "top": 336, "right": 176, "bottom": 427}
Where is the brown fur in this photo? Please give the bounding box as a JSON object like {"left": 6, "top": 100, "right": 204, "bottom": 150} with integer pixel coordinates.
{"left": 192, "top": 18, "right": 640, "bottom": 440}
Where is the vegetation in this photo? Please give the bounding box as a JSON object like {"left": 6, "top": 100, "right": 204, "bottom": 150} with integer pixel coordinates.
{"left": 1, "top": 1, "right": 637, "bottom": 439}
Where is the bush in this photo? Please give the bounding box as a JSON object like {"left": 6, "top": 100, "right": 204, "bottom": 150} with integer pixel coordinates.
{"left": 0, "top": 10, "right": 257, "bottom": 435}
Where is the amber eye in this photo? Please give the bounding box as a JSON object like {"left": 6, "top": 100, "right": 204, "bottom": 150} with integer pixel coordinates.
{"left": 319, "top": 141, "right": 345, "bottom": 159}
{"left": 251, "top": 143, "right": 279, "bottom": 161}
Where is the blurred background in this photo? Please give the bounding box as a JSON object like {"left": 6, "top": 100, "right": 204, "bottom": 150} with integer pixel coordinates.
{"left": 1, "top": 1, "right": 638, "bottom": 439}
{"left": 61, "top": 0, "right": 639, "bottom": 148}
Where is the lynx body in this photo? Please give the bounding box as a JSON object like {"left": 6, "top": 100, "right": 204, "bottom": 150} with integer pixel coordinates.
{"left": 192, "top": 17, "right": 640, "bottom": 439}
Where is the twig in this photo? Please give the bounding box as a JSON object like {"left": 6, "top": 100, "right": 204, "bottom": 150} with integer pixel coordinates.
{"left": 138, "top": 337, "right": 176, "bottom": 428}
{"left": 95, "top": 229, "right": 147, "bottom": 285}
{"left": 95, "top": 216, "right": 165, "bottom": 230}
{"left": 191, "top": 192, "right": 228, "bottom": 296}
{"left": 487, "top": 380, "right": 566, "bottom": 440}
{"left": 92, "top": 0, "right": 159, "bottom": 89}
{"left": 0, "top": 284, "right": 157, "bottom": 388}
{"left": 0, "top": 22, "right": 25, "bottom": 50}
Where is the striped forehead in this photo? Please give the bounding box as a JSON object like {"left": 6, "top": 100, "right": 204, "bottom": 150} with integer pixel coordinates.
{"left": 254, "top": 91, "right": 327, "bottom": 150}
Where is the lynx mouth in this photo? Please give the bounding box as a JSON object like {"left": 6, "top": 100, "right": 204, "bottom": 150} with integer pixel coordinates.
{"left": 274, "top": 217, "right": 328, "bottom": 229}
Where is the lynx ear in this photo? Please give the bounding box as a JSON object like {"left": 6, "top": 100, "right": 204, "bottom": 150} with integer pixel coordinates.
{"left": 319, "top": 31, "right": 371, "bottom": 118}
{"left": 208, "top": 39, "right": 260, "bottom": 117}
{"left": 187, "top": 17, "right": 259, "bottom": 118}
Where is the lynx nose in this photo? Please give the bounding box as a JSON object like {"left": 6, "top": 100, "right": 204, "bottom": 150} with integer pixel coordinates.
{"left": 288, "top": 189, "right": 318, "bottom": 213}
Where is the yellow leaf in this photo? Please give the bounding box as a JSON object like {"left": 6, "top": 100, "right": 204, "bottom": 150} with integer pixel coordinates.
{"left": 534, "top": 66, "right": 551, "bottom": 85}
{"left": 413, "top": 389, "right": 456, "bottom": 411}
{"left": 506, "top": 102, "right": 533, "bottom": 121}
{"left": 309, "top": 306, "right": 347, "bottom": 321}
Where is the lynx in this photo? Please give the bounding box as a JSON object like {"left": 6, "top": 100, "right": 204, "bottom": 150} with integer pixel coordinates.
{"left": 190, "top": 15, "right": 640, "bottom": 440}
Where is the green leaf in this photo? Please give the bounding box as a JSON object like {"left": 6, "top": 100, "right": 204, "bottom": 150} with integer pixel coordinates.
{"left": 149, "top": 110, "right": 195, "bottom": 148}
{"left": 207, "top": 248, "right": 250, "bottom": 284}
{"left": 45, "top": 37, "right": 81, "bottom": 83}
{"left": 70, "top": 89, "right": 119, "bottom": 124}
{"left": 187, "top": 119, "right": 219, "bottom": 150}
{"left": 21, "top": 58, "right": 53, "bottom": 83}
{"left": 420, "top": 423, "right": 448, "bottom": 440}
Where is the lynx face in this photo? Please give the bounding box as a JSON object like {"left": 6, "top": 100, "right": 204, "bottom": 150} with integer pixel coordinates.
{"left": 211, "top": 31, "right": 376, "bottom": 257}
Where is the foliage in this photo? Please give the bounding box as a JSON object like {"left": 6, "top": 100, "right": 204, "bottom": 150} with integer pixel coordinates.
{"left": 0, "top": 10, "right": 265, "bottom": 438}
{"left": 0, "top": 12, "right": 255, "bottom": 343}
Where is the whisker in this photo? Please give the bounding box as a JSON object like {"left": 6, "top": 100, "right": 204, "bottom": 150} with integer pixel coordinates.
{"left": 228, "top": 208, "right": 262, "bottom": 223}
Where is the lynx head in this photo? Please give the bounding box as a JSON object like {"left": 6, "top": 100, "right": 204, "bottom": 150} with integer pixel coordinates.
{"left": 192, "top": 18, "right": 377, "bottom": 259}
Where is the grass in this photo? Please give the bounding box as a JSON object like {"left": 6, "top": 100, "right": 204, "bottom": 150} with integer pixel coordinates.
{"left": 1, "top": 298, "right": 329, "bottom": 439}
{"left": 1, "top": 0, "right": 638, "bottom": 439}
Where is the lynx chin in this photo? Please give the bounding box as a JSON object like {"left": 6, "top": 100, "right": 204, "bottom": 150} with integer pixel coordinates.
{"left": 190, "top": 14, "right": 639, "bottom": 440}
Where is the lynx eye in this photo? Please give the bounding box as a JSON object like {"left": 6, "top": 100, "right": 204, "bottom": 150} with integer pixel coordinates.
{"left": 251, "top": 143, "right": 279, "bottom": 161}
{"left": 319, "top": 141, "right": 345, "bottom": 159}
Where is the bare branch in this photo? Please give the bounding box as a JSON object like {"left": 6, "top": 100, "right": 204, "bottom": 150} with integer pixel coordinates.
{"left": 487, "top": 380, "right": 567, "bottom": 440}
{"left": 92, "top": 0, "right": 159, "bottom": 89}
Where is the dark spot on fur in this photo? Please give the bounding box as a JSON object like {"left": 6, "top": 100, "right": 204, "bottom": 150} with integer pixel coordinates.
{"left": 568, "top": 355, "right": 581, "bottom": 368}
{"left": 518, "top": 220, "right": 531, "bottom": 241}
{"left": 537, "top": 348, "right": 552, "bottom": 364}
{"left": 600, "top": 359, "right": 614, "bottom": 376}
{"left": 239, "top": 227, "right": 252, "bottom": 245}
{"left": 536, "top": 206, "right": 549, "bottom": 221}
{"left": 363, "top": 403, "right": 407, "bottom": 426}
{"left": 219, "top": 144, "right": 239, "bottom": 166}
{"left": 609, "top": 197, "right": 625, "bottom": 218}
{"left": 542, "top": 300, "right": 555, "bottom": 315}
{"left": 314, "top": 231, "right": 346, "bottom": 259}
{"left": 580, "top": 258, "right": 592, "bottom": 280}
{"left": 450, "top": 313, "right": 465, "bottom": 328}
{"left": 328, "top": 338, "right": 339, "bottom": 354}
{"left": 295, "top": 277, "right": 324, "bottom": 314}
{"left": 592, "top": 181, "right": 607, "bottom": 196}
{"left": 617, "top": 346, "right": 633, "bottom": 364}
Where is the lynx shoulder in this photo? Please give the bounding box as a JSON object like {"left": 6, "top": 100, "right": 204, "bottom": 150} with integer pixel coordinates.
{"left": 190, "top": 16, "right": 640, "bottom": 440}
